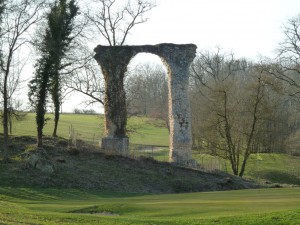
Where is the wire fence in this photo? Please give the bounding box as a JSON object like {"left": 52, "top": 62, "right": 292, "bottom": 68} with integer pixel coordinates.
{"left": 128, "top": 144, "right": 170, "bottom": 161}
{"left": 195, "top": 154, "right": 229, "bottom": 172}
{"left": 10, "top": 118, "right": 103, "bottom": 145}
{"left": 9, "top": 118, "right": 169, "bottom": 159}
{"left": 11, "top": 120, "right": 228, "bottom": 171}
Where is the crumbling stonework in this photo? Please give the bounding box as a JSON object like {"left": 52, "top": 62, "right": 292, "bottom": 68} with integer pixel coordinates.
{"left": 94, "top": 43, "right": 197, "bottom": 163}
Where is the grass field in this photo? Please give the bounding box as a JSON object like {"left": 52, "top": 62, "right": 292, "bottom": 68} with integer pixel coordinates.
{"left": 0, "top": 187, "right": 299, "bottom": 224}
{"left": 10, "top": 113, "right": 169, "bottom": 146}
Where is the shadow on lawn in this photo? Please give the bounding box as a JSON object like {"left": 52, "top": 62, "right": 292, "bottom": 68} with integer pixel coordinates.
{"left": 259, "top": 170, "right": 300, "bottom": 185}
{"left": 0, "top": 187, "right": 142, "bottom": 201}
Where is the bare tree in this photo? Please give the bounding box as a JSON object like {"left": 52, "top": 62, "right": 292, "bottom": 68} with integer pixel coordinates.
{"left": 269, "top": 14, "right": 300, "bottom": 93}
{"left": 262, "top": 14, "right": 300, "bottom": 156}
{"left": 125, "top": 63, "right": 169, "bottom": 129}
{"left": 1, "top": 101, "right": 27, "bottom": 135}
{"left": 66, "top": 0, "right": 156, "bottom": 108}
{"left": 190, "top": 49, "right": 277, "bottom": 177}
{"left": 278, "top": 14, "right": 300, "bottom": 70}
{"left": 0, "top": 55, "right": 28, "bottom": 135}
{"left": 65, "top": 56, "right": 105, "bottom": 107}
{"left": 87, "top": 0, "right": 156, "bottom": 46}
{"left": 0, "top": 0, "right": 45, "bottom": 161}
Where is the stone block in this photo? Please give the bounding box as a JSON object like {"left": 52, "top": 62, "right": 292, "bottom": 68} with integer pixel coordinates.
{"left": 101, "top": 137, "right": 129, "bottom": 156}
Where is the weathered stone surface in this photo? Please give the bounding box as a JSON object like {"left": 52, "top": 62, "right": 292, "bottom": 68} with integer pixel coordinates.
{"left": 94, "top": 43, "right": 197, "bottom": 164}
{"left": 101, "top": 137, "right": 129, "bottom": 156}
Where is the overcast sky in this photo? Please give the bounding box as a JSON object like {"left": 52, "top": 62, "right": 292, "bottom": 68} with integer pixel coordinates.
{"left": 128, "top": 0, "right": 300, "bottom": 59}
{"left": 65, "top": 0, "right": 300, "bottom": 112}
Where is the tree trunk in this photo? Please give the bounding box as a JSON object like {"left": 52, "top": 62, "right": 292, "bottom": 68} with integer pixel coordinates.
{"left": 52, "top": 72, "right": 60, "bottom": 137}
{"left": 239, "top": 153, "right": 249, "bottom": 177}
{"left": 36, "top": 101, "right": 45, "bottom": 148}
{"left": 238, "top": 75, "right": 262, "bottom": 177}
{"left": 222, "top": 91, "right": 239, "bottom": 176}
{"left": 36, "top": 70, "right": 50, "bottom": 148}
{"left": 2, "top": 109, "right": 9, "bottom": 162}
{"left": 52, "top": 103, "right": 59, "bottom": 137}
{"left": 229, "top": 155, "right": 238, "bottom": 176}
{"left": 2, "top": 74, "right": 9, "bottom": 162}
{"left": 9, "top": 112, "right": 12, "bottom": 135}
{"left": 37, "top": 124, "right": 43, "bottom": 148}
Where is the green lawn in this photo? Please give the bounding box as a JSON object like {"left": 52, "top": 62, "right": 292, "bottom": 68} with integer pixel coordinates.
{"left": 0, "top": 187, "right": 299, "bottom": 224}
{"left": 11, "top": 113, "right": 104, "bottom": 143}
{"left": 127, "top": 117, "right": 169, "bottom": 146}
{"left": 10, "top": 113, "right": 169, "bottom": 146}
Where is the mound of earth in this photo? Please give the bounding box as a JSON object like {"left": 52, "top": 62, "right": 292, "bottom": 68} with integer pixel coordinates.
{"left": 0, "top": 136, "right": 260, "bottom": 193}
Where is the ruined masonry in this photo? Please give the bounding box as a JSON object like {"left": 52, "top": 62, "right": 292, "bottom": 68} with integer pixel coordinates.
{"left": 94, "top": 43, "right": 197, "bottom": 164}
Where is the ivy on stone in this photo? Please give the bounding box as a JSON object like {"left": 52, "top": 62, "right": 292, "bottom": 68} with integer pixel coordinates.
{"left": 28, "top": 0, "right": 79, "bottom": 147}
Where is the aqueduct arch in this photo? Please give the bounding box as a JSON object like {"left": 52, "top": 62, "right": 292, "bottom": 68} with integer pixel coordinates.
{"left": 94, "top": 43, "right": 197, "bottom": 164}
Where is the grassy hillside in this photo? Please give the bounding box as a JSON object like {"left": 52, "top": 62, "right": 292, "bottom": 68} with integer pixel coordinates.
{"left": 244, "top": 153, "right": 300, "bottom": 185}
{"left": 0, "top": 187, "right": 299, "bottom": 224}
{"left": 0, "top": 136, "right": 258, "bottom": 193}
{"left": 6, "top": 113, "right": 300, "bottom": 185}
{"left": 193, "top": 153, "right": 300, "bottom": 186}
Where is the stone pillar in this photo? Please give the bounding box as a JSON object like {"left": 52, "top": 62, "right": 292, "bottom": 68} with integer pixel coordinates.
{"left": 160, "top": 45, "right": 196, "bottom": 164}
{"left": 167, "top": 63, "right": 193, "bottom": 164}
{"left": 94, "top": 46, "right": 135, "bottom": 155}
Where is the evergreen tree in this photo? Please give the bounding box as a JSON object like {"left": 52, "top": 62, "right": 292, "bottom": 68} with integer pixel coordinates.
{"left": 28, "top": 0, "right": 78, "bottom": 147}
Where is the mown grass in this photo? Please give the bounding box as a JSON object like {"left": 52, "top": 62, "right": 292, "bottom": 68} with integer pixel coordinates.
{"left": 0, "top": 187, "right": 299, "bottom": 224}
{"left": 10, "top": 113, "right": 169, "bottom": 146}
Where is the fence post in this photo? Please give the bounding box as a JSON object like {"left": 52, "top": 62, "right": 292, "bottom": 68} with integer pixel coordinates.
{"left": 151, "top": 145, "right": 154, "bottom": 158}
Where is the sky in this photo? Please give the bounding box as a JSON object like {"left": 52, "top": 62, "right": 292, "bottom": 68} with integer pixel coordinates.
{"left": 64, "top": 0, "right": 300, "bottom": 112}
{"left": 129, "top": 0, "right": 300, "bottom": 59}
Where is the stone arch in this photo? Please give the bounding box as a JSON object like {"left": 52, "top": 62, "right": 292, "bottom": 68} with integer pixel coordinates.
{"left": 94, "top": 43, "right": 197, "bottom": 164}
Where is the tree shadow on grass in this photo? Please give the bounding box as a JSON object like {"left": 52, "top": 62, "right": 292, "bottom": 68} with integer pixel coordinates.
{"left": 259, "top": 170, "right": 300, "bottom": 185}
{"left": 0, "top": 187, "right": 142, "bottom": 202}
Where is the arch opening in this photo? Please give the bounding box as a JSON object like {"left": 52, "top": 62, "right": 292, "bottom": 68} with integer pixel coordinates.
{"left": 126, "top": 53, "right": 168, "bottom": 121}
